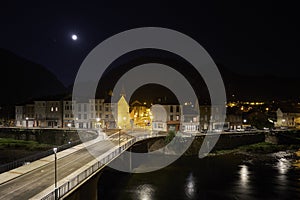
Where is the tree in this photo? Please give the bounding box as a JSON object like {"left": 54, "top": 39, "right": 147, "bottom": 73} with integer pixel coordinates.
{"left": 248, "top": 111, "right": 274, "bottom": 129}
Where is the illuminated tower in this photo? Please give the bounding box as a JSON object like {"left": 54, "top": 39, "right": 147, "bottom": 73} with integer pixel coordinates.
{"left": 117, "top": 89, "right": 130, "bottom": 129}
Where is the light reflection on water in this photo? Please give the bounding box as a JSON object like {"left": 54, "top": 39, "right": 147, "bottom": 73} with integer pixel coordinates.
{"left": 239, "top": 165, "right": 249, "bottom": 188}
{"left": 99, "top": 154, "right": 300, "bottom": 200}
{"left": 276, "top": 158, "right": 291, "bottom": 175}
{"left": 184, "top": 173, "right": 196, "bottom": 198}
{"left": 135, "top": 184, "right": 155, "bottom": 200}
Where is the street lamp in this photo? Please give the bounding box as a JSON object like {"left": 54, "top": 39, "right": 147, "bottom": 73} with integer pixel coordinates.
{"left": 25, "top": 117, "right": 29, "bottom": 128}
{"left": 53, "top": 147, "right": 58, "bottom": 200}
{"left": 96, "top": 117, "right": 100, "bottom": 129}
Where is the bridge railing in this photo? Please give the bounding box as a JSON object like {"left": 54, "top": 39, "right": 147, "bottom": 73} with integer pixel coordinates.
{"left": 40, "top": 133, "right": 160, "bottom": 200}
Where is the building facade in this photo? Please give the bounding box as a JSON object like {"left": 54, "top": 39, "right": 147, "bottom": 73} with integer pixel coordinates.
{"left": 276, "top": 108, "right": 300, "bottom": 129}
{"left": 15, "top": 98, "right": 120, "bottom": 130}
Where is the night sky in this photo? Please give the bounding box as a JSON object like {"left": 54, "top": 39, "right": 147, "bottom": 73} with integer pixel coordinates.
{"left": 1, "top": 1, "right": 299, "bottom": 87}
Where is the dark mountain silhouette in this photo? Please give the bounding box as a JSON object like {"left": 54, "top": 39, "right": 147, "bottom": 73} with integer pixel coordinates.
{"left": 0, "top": 48, "right": 66, "bottom": 105}
{"left": 95, "top": 52, "right": 300, "bottom": 103}
{"left": 217, "top": 64, "right": 300, "bottom": 101}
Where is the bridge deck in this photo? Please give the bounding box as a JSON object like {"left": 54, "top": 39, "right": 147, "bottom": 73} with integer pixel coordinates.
{"left": 0, "top": 133, "right": 128, "bottom": 200}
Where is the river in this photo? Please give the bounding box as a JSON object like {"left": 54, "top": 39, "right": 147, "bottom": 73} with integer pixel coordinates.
{"left": 98, "top": 151, "right": 300, "bottom": 200}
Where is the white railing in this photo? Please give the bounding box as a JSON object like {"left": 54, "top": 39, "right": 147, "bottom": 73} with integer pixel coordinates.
{"left": 40, "top": 133, "right": 161, "bottom": 200}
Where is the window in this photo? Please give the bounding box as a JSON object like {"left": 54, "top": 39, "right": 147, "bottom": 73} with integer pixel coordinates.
{"left": 51, "top": 107, "right": 54, "bottom": 112}
{"left": 55, "top": 107, "right": 58, "bottom": 111}
{"left": 105, "top": 114, "right": 109, "bottom": 119}
{"left": 95, "top": 105, "right": 98, "bottom": 111}
{"left": 170, "top": 115, "right": 173, "bottom": 121}
{"left": 84, "top": 114, "right": 87, "bottom": 119}
{"left": 105, "top": 107, "right": 109, "bottom": 112}
{"left": 99, "top": 105, "right": 102, "bottom": 111}
{"left": 78, "top": 114, "right": 81, "bottom": 119}
{"left": 84, "top": 104, "right": 87, "bottom": 112}
{"left": 91, "top": 113, "right": 94, "bottom": 118}
{"left": 176, "top": 115, "right": 180, "bottom": 121}
{"left": 176, "top": 106, "right": 179, "bottom": 113}
{"left": 170, "top": 106, "right": 173, "bottom": 113}
{"left": 78, "top": 104, "right": 81, "bottom": 112}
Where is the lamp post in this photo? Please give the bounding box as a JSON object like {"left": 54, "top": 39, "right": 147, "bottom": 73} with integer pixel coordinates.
{"left": 25, "top": 117, "right": 29, "bottom": 128}
{"left": 96, "top": 117, "right": 100, "bottom": 129}
{"left": 53, "top": 147, "right": 58, "bottom": 200}
{"left": 67, "top": 123, "right": 71, "bottom": 130}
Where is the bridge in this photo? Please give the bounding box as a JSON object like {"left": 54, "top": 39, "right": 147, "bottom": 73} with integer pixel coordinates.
{"left": 0, "top": 129, "right": 283, "bottom": 200}
{"left": 0, "top": 130, "right": 162, "bottom": 200}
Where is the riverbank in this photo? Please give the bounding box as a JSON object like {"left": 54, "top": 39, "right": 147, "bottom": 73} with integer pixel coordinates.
{"left": 0, "top": 138, "right": 53, "bottom": 164}
{"left": 210, "top": 142, "right": 300, "bottom": 156}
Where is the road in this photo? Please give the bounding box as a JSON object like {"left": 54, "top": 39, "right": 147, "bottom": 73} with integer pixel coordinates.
{"left": 0, "top": 135, "right": 130, "bottom": 200}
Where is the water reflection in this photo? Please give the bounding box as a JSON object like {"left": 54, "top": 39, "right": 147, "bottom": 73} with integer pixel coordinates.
{"left": 276, "top": 158, "right": 290, "bottom": 175}
{"left": 185, "top": 172, "right": 196, "bottom": 199}
{"left": 275, "top": 157, "right": 291, "bottom": 187}
{"left": 135, "top": 184, "right": 155, "bottom": 200}
{"left": 99, "top": 155, "right": 300, "bottom": 200}
{"left": 239, "top": 164, "right": 249, "bottom": 187}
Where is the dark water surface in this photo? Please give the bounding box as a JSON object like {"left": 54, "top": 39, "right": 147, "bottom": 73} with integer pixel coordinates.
{"left": 98, "top": 152, "right": 300, "bottom": 200}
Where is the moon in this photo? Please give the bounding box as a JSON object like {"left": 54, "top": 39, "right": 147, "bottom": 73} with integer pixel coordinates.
{"left": 71, "top": 34, "right": 78, "bottom": 41}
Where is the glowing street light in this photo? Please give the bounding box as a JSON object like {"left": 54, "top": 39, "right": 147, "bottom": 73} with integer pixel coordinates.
{"left": 96, "top": 117, "right": 101, "bottom": 129}
{"left": 25, "top": 117, "right": 29, "bottom": 128}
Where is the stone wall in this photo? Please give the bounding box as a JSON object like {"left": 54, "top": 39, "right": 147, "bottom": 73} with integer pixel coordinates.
{"left": 135, "top": 133, "right": 266, "bottom": 156}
